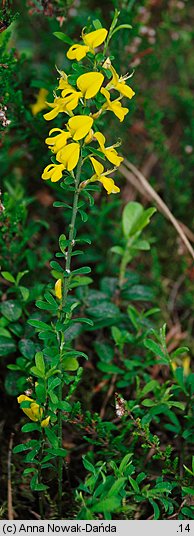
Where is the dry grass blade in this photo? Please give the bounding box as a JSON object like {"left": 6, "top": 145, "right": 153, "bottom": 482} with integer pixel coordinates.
{"left": 121, "top": 160, "right": 194, "bottom": 260}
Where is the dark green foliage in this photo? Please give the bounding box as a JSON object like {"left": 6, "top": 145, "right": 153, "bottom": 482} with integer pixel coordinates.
{"left": 0, "top": 0, "right": 194, "bottom": 522}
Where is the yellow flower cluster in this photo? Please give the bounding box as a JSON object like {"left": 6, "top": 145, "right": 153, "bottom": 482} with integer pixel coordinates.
{"left": 42, "top": 27, "right": 135, "bottom": 192}
{"left": 17, "top": 394, "right": 50, "bottom": 427}
{"left": 67, "top": 28, "right": 108, "bottom": 61}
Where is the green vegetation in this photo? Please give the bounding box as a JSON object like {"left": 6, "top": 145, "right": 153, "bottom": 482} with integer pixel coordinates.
{"left": 0, "top": 0, "right": 194, "bottom": 521}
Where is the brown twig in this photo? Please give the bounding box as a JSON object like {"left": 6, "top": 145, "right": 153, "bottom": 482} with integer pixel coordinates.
{"left": 100, "top": 374, "right": 117, "bottom": 419}
{"left": 120, "top": 160, "right": 194, "bottom": 260}
{"left": 7, "top": 433, "right": 14, "bottom": 520}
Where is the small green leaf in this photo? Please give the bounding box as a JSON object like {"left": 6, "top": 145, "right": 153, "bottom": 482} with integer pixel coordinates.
{"left": 53, "top": 32, "right": 73, "bottom": 45}
{"left": 45, "top": 428, "right": 59, "bottom": 449}
{"left": 13, "top": 443, "right": 32, "bottom": 454}
{"left": 0, "top": 336, "right": 16, "bottom": 356}
{"left": 91, "top": 496, "right": 121, "bottom": 513}
{"left": 93, "top": 19, "right": 102, "bottom": 30}
{"left": 72, "top": 267, "right": 91, "bottom": 275}
{"left": 0, "top": 300, "right": 22, "bottom": 322}
{"left": 19, "top": 339, "right": 35, "bottom": 360}
{"left": 21, "top": 423, "right": 41, "bottom": 433}
{"left": 107, "top": 477, "right": 126, "bottom": 497}
{"left": 149, "top": 499, "right": 160, "bottom": 520}
{"left": 59, "top": 234, "right": 67, "bottom": 253}
{"left": 182, "top": 487, "right": 194, "bottom": 496}
{"left": 35, "top": 352, "right": 45, "bottom": 375}
{"left": 19, "top": 286, "right": 29, "bottom": 301}
{"left": 1, "top": 271, "right": 15, "bottom": 283}
{"left": 50, "top": 261, "right": 63, "bottom": 272}
{"left": 36, "top": 300, "right": 57, "bottom": 312}
{"left": 28, "top": 319, "right": 53, "bottom": 332}
{"left": 111, "top": 24, "right": 132, "bottom": 38}
{"left": 30, "top": 366, "right": 44, "bottom": 379}
{"left": 144, "top": 339, "right": 166, "bottom": 360}
{"left": 30, "top": 475, "right": 48, "bottom": 492}
{"left": 63, "top": 357, "right": 79, "bottom": 371}
{"left": 82, "top": 456, "right": 96, "bottom": 474}
{"left": 46, "top": 448, "right": 67, "bottom": 457}
{"left": 122, "top": 202, "right": 155, "bottom": 238}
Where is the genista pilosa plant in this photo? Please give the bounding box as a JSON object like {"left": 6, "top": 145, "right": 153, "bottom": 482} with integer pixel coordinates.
{"left": 14, "top": 14, "right": 135, "bottom": 517}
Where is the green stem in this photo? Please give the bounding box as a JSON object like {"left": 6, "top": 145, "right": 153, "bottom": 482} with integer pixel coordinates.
{"left": 57, "top": 156, "right": 83, "bottom": 517}
{"left": 38, "top": 433, "right": 45, "bottom": 519}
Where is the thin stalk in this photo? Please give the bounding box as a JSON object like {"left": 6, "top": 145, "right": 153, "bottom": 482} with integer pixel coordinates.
{"left": 38, "top": 432, "right": 45, "bottom": 519}
{"left": 57, "top": 156, "right": 83, "bottom": 517}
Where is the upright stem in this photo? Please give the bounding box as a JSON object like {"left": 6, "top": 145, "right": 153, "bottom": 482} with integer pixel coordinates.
{"left": 57, "top": 156, "right": 82, "bottom": 517}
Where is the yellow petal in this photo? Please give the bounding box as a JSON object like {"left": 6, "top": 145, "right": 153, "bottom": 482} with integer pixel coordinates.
{"left": 50, "top": 164, "right": 65, "bottom": 182}
{"left": 61, "top": 90, "right": 82, "bottom": 111}
{"left": 21, "top": 408, "right": 39, "bottom": 422}
{"left": 58, "top": 73, "right": 68, "bottom": 89}
{"left": 82, "top": 28, "right": 108, "bottom": 49}
{"left": 45, "top": 131, "right": 68, "bottom": 145}
{"left": 45, "top": 131, "right": 70, "bottom": 153}
{"left": 111, "top": 101, "right": 129, "bottom": 122}
{"left": 94, "top": 131, "right": 106, "bottom": 150}
{"left": 41, "top": 416, "right": 50, "bottom": 428}
{"left": 100, "top": 87, "right": 111, "bottom": 101}
{"left": 55, "top": 279, "right": 62, "bottom": 299}
{"left": 67, "top": 44, "right": 89, "bottom": 61}
{"left": 31, "top": 88, "right": 48, "bottom": 116}
{"left": 41, "top": 164, "right": 55, "bottom": 180}
{"left": 44, "top": 106, "right": 61, "bottom": 121}
{"left": 117, "top": 82, "right": 135, "bottom": 99}
{"left": 17, "top": 394, "right": 33, "bottom": 404}
{"left": 109, "top": 65, "right": 119, "bottom": 86}
{"left": 18, "top": 395, "right": 43, "bottom": 422}
{"left": 57, "top": 143, "right": 80, "bottom": 171}
{"left": 30, "top": 402, "right": 43, "bottom": 420}
{"left": 85, "top": 129, "right": 94, "bottom": 144}
{"left": 68, "top": 115, "right": 93, "bottom": 140}
{"left": 183, "top": 356, "right": 190, "bottom": 376}
{"left": 77, "top": 72, "right": 104, "bottom": 99}
{"left": 105, "top": 148, "right": 123, "bottom": 166}
{"left": 99, "top": 177, "right": 120, "bottom": 195}
{"left": 48, "top": 128, "right": 64, "bottom": 136}
{"left": 90, "top": 156, "right": 104, "bottom": 177}
{"left": 41, "top": 163, "right": 64, "bottom": 182}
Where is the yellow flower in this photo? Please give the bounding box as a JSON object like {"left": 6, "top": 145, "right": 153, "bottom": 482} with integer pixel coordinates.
{"left": 89, "top": 156, "right": 120, "bottom": 195}
{"left": 17, "top": 395, "right": 43, "bottom": 422}
{"left": 31, "top": 88, "right": 49, "bottom": 116}
{"left": 67, "top": 115, "right": 93, "bottom": 141}
{"left": 66, "top": 28, "right": 108, "bottom": 62}
{"left": 172, "top": 355, "right": 190, "bottom": 376}
{"left": 57, "top": 142, "right": 80, "bottom": 171}
{"left": 45, "top": 128, "right": 71, "bottom": 153}
{"left": 42, "top": 163, "right": 64, "bottom": 182}
{"left": 101, "top": 88, "right": 129, "bottom": 122}
{"left": 60, "top": 87, "right": 82, "bottom": 112}
{"left": 107, "top": 64, "right": 135, "bottom": 99}
{"left": 82, "top": 28, "right": 108, "bottom": 50}
{"left": 55, "top": 278, "right": 62, "bottom": 299}
{"left": 85, "top": 129, "right": 94, "bottom": 144}
{"left": 94, "top": 131, "right": 123, "bottom": 166}
{"left": 57, "top": 71, "right": 69, "bottom": 90}
{"left": 77, "top": 72, "right": 104, "bottom": 99}
{"left": 41, "top": 416, "right": 51, "bottom": 428}
{"left": 43, "top": 97, "right": 66, "bottom": 121}
{"left": 67, "top": 44, "right": 90, "bottom": 61}
{"left": 18, "top": 395, "right": 50, "bottom": 426}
